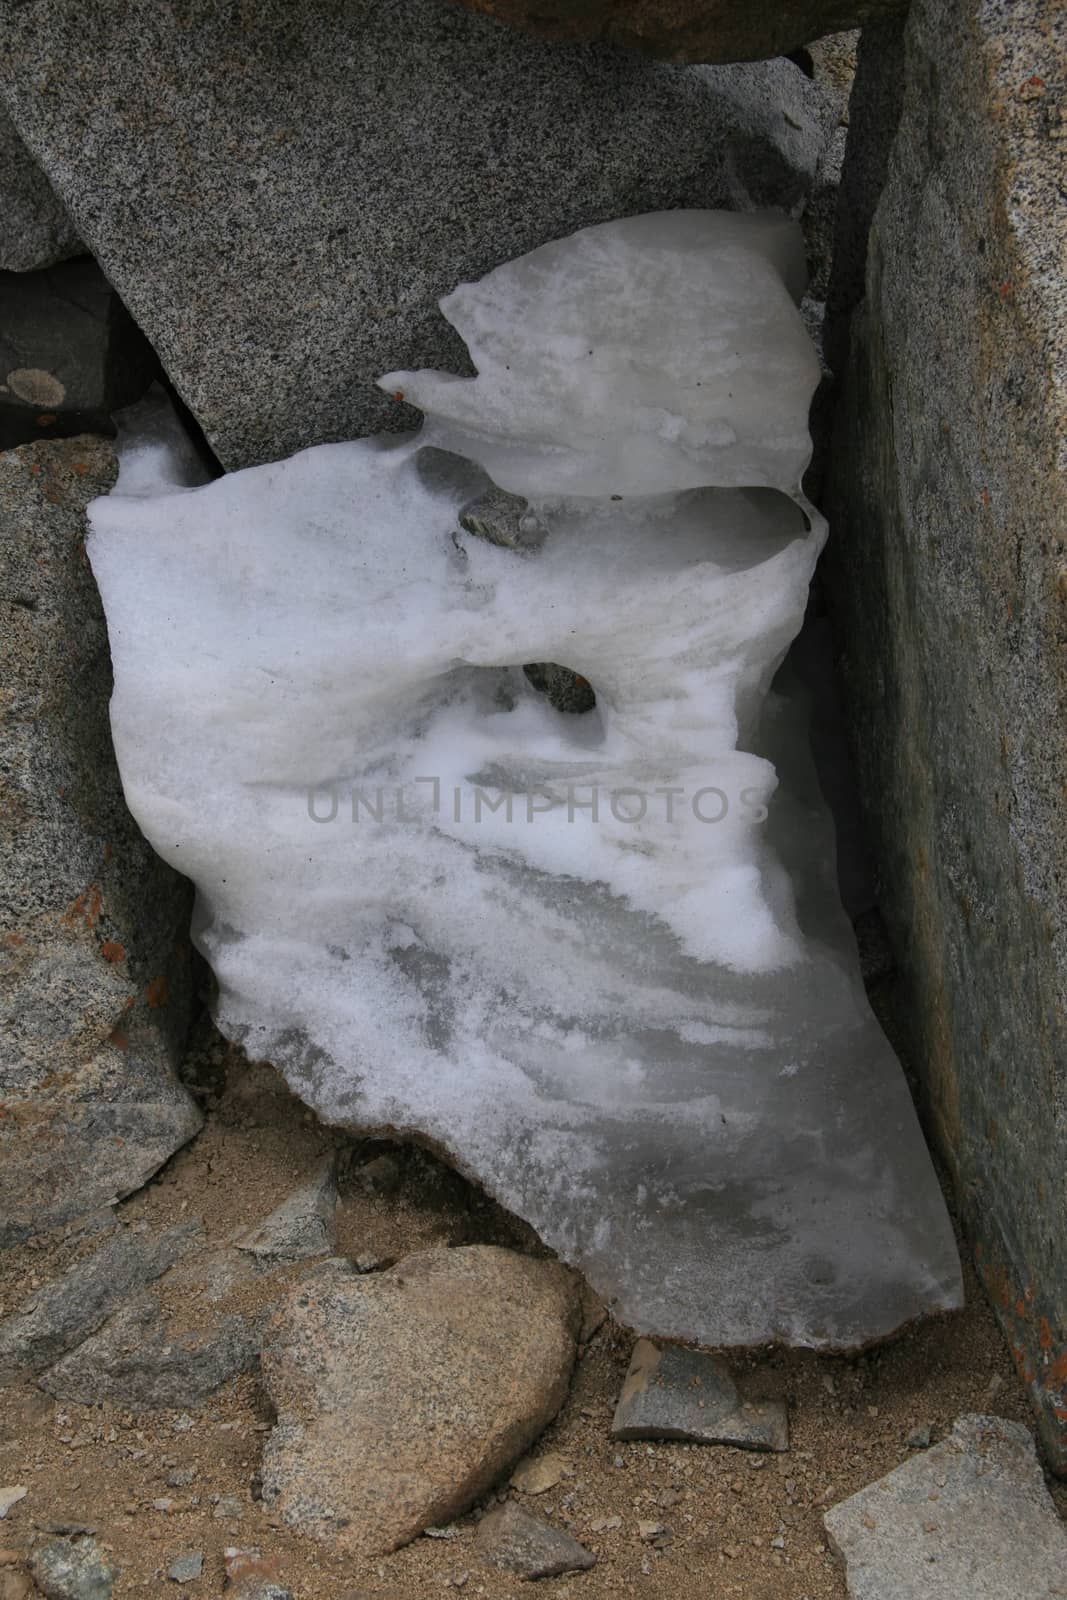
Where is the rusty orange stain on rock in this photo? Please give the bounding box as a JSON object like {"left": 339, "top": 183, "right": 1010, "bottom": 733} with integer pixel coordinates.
{"left": 100, "top": 940, "right": 126, "bottom": 963}
{"left": 62, "top": 884, "right": 103, "bottom": 930}
{"left": 145, "top": 975, "right": 169, "bottom": 1008}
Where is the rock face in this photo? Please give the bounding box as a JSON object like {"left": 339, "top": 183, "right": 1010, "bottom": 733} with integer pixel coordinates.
{"left": 260, "top": 1248, "right": 581, "bottom": 1554}
{"left": 824, "top": 1415, "right": 1067, "bottom": 1599}
{"left": 0, "top": 0, "right": 835, "bottom": 470}
{"left": 0, "top": 106, "right": 80, "bottom": 272}
{"left": 826, "top": 0, "right": 1067, "bottom": 1467}
{"left": 439, "top": 0, "right": 900, "bottom": 64}
{"left": 0, "top": 259, "right": 158, "bottom": 451}
{"left": 0, "top": 436, "right": 201, "bottom": 1244}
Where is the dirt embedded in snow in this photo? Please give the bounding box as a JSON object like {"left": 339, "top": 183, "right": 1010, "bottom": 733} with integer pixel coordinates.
{"left": 0, "top": 1019, "right": 1063, "bottom": 1599}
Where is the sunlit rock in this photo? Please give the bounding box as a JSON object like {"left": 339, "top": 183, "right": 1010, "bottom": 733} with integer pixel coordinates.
{"left": 88, "top": 212, "right": 962, "bottom": 1348}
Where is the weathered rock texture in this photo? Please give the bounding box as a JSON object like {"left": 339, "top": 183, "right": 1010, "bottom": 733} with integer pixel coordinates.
{"left": 824, "top": 1415, "right": 1067, "bottom": 1599}
{"left": 826, "top": 0, "right": 1067, "bottom": 1466}
{"left": 0, "top": 106, "right": 80, "bottom": 272}
{"left": 0, "top": 437, "right": 201, "bottom": 1244}
{"left": 260, "top": 1248, "right": 581, "bottom": 1554}
{"left": 440, "top": 0, "right": 901, "bottom": 64}
{"left": 0, "top": 0, "right": 836, "bottom": 470}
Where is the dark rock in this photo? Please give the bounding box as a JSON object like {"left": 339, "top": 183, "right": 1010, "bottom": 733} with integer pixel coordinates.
{"left": 0, "top": 436, "right": 201, "bottom": 1245}
{"left": 824, "top": 1415, "right": 1067, "bottom": 1599}
{"left": 0, "top": 0, "right": 835, "bottom": 469}
{"left": 260, "top": 1247, "right": 581, "bottom": 1554}
{"left": 475, "top": 1501, "right": 595, "bottom": 1579}
{"left": 0, "top": 107, "right": 80, "bottom": 272}
{"left": 438, "top": 0, "right": 901, "bottom": 64}
{"left": 825, "top": 0, "right": 1067, "bottom": 1470}
{"left": 29, "top": 1535, "right": 115, "bottom": 1600}
{"left": 0, "top": 260, "right": 157, "bottom": 451}
{"left": 0, "top": 1218, "right": 202, "bottom": 1384}
{"left": 611, "top": 1339, "right": 788, "bottom": 1451}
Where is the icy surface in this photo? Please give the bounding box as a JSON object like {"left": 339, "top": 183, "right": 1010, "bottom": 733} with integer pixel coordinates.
{"left": 88, "top": 212, "right": 962, "bottom": 1347}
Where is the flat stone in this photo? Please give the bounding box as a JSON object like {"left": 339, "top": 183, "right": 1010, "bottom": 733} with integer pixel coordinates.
{"left": 824, "top": 1414, "right": 1067, "bottom": 1599}
{"left": 167, "top": 1551, "right": 203, "bottom": 1583}
{"left": 236, "top": 1155, "right": 337, "bottom": 1262}
{"left": 39, "top": 1291, "right": 265, "bottom": 1409}
{"left": 260, "top": 1247, "right": 581, "bottom": 1554}
{"left": 0, "top": 106, "right": 80, "bottom": 271}
{"left": 475, "top": 1501, "right": 595, "bottom": 1580}
{"left": 0, "top": 260, "right": 157, "bottom": 451}
{"left": 825, "top": 0, "right": 1067, "bottom": 1466}
{"left": 611, "top": 1339, "right": 788, "bottom": 1451}
{"left": 510, "top": 1452, "right": 569, "bottom": 1495}
{"left": 0, "top": 437, "right": 202, "bottom": 1245}
{"left": 440, "top": 0, "right": 900, "bottom": 63}
{"left": 0, "top": 0, "right": 836, "bottom": 469}
{"left": 29, "top": 1536, "right": 115, "bottom": 1600}
{"left": 0, "top": 1489, "right": 25, "bottom": 1520}
{"left": 0, "top": 1219, "right": 203, "bottom": 1385}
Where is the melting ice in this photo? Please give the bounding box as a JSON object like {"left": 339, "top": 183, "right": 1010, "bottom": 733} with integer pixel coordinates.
{"left": 88, "top": 212, "right": 962, "bottom": 1347}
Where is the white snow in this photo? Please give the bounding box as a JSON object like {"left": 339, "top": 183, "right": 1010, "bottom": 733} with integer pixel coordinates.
{"left": 88, "top": 210, "right": 962, "bottom": 1347}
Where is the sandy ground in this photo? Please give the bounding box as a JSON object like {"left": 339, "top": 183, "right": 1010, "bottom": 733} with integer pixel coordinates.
{"left": 1, "top": 1018, "right": 1064, "bottom": 1599}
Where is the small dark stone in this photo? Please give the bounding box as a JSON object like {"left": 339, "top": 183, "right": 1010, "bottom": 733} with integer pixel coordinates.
{"left": 611, "top": 1339, "right": 788, "bottom": 1451}
{"left": 476, "top": 1501, "right": 595, "bottom": 1580}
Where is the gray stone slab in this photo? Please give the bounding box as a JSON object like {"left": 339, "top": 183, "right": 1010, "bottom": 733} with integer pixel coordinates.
{"left": 38, "top": 1292, "right": 265, "bottom": 1408}
{"left": 0, "top": 435, "right": 202, "bottom": 1244}
{"left": 611, "top": 1338, "right": 788, "bottom": 1451}
{"left": 0, "top": 106, "right": 81, "bottom": 272}
{"left": 0, "top": 0, "right": 835, "bottom": 469}
{"left": 0, "top": 1218, "right": 202, "bottom": 1383}
{"left": 824, "top": 1414, "right": 1067, "bottom": 1599}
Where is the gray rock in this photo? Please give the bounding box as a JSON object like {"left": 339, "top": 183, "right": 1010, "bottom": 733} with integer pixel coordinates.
{"left": 166, "top": 1550, "right": 203, "bottom": 1584}
{"left": 0, "top": 0, "right": 835, "bottom": 470}
{"left": 236, "top": 1155, "right": 337, "bottom": 1262}
{"left": 824, "top": 1414, "right": 1067, "bottom": 1599}
{"left": 38, "top": 1292, "right": 265, "bottom": 1409}
{"left": 825, "top": 0, "right": 1067, "bottom": 1468}
{"left": 29, "top": 1535, "right": 115, "bottom": 1600}
{"left": 0, "top": 1219, "right": 202, "bottom": 1384}
{"left": 0, "top": 106, "right": 81, "bottom": 271}
{"left": 260, "top": 1247, "right": 581, "bottom": 1554}
{"left": 0, "top": 260, "right": 157, "bottom": 451}
{"left": 0, "top": 436, "right": 202, "bottom": 1246}
{"left": 475, "top": 1501, "right": 596, "bottom": 1580}
{"left": 611, "top": 1338, "right": 788, "bottom": 1451}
